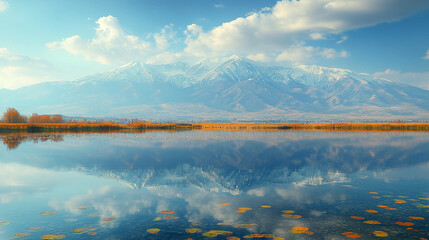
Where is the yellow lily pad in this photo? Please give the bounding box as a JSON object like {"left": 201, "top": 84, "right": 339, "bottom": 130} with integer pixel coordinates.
{"left": 0, "top": 221, "right": 11, "bottom": 226}
{"left": 147, "top": 228, "right": 160, "bottom": 234}
{"left": 186, "top": 228, "right": 202, "bottom": 233}
{"left": 40, "top": 211, "right": 57, "bottom": 215}
{"left": 373, "top": 231, "right": 388, "bottom": 237}
{"left": 364, "top": 220, "right": 381, "bottom": 225}
{"left": 41, "top": 233, "right": 65, "bottom": 239}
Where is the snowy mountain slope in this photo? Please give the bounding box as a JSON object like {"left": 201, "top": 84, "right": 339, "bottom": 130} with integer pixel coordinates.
{"left": 1, "top": 56, "right": 428, "bottom": 120}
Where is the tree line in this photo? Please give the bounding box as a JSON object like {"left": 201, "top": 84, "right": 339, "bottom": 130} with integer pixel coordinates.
{"left": 1, "top": 108, "right": 64, "bottom": 123}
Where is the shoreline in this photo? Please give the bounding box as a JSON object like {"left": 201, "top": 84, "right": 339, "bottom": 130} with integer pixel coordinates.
{"left": 1, "top": 122, "right": 429, "bottom": 133}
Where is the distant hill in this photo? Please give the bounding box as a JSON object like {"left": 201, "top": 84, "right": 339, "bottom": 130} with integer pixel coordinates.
{"left": 1, "top": 55, "right": 428, "bottom": 121}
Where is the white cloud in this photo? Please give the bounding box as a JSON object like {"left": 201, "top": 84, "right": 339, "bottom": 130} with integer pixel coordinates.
{"left": 275, "top": 44, "right": 348, "bottom": 64}
{"left": 47, "top": 15, "right": 151, "bottom": 65}
{"left": 247, "top": 53, "right": 270, "bottom": 62}
{"left": 214, "top": 3, "right": 224, "bottom": 9}
{"left": 424, "top": 49, "right": 429, "bottom": 60}
{"left": 145, "top": 52, "right": 184, "bottom": 65}
{"left": 0, "top": 0, "right": 8, "bottom": 11}
{"left": 153, "top": 24, "right": 176, "bottom": 51}
{"left": 0, "top": 48, "right": 54, "bottom": 89}
{"left": 185, "top": 0, "right": 429, "bottom": 63}
{"left": 336, "top": 36, "right": 348, "bottom": 44}
{"left": 374, "top": 69, "right": 429, "bottom": 90}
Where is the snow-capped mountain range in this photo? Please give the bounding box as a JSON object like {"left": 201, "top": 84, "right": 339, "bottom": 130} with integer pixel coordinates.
{"left": 1, "top": 55, "right": 428, "bottom": 121}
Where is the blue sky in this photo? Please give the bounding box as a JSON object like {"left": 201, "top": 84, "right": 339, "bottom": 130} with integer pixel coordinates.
{"left": 0, "top": 0, "right": 428, "bottom": 89}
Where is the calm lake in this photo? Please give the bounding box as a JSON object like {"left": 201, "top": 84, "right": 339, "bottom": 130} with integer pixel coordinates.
{"left": 1, "top": 131, "right": 429, "bottom": 240}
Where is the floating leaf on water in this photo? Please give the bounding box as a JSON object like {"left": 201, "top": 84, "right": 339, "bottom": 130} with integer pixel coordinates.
{"left": 273, "top": 238, "right": 285, "bottom": 240}
{"left": 396, "top": 222, "right": 414, "bottom": 226}
{"left": 386, "top": 207, "right": 397, "bottom": 210}
{"left": 219, "top": 203, "right": 230, "bottom": 206}
{"left": 86, "top": 213, "right": 101, "bottom": 217}
{"left": 202, "top": 232, "right": 218, "bottom": 237}
{"left": 217, "top": 222, "right": 229, "bottom": 226}
{"left": 28, "top": 227, "right": 43, "bottom": 231}
{"left": 409, "top": 216, "right": 425, "bottom": 220}
{"left": 101, "top": 217, "right": 116, "bottom": 221}
{"left": 40, "top": 211, "right": 57, "bottom": 215}
{"left": 419, "top": 198, "right": 429, "bottom": 200}
{"left": 369, "top": 192, "right": 379, "bottom": 194}
{"left": 281, "top": 214, "right": 293, "bottom": 218}
{"left": 343, "top": 185, "right": 357, "bottom": 188}
{"left": 160, "top": 210, "right": 175, "bottom": 214}
{"left": 290, "top": 226, "right": 309, "bottom": 234}
{"left": 394, "top": 199, "right": 407, "bottom": 204}
{"left": 243, "top": 234, "right": 265, "bottom": 238}
{"left": 227, "top": 237, "right": 240, "bottom": 240}
{"left": 154, "top": 217, "right": 161, "bottom": 221}
{"left": 372, "top": 196, "right": 381, "bottom": 199}
{"left": 147, "top": 228, "right": 160, "bottom": 234}
{"left": 192, "top": 222, "right": 202, "bottom": 226}
{"left": 415, "top": 204, "right": 429, "bottom": 208}
{"left": 234, "top": 224, "right": 256, "bottom": 229}
{"left": 41, "top": 233, "right": 65, "bottom": 239}
{"left": 306, "top": 231, "right": 315, "bottom": 235}
{"left": 77, "top": 206, "right": 88, "bottom": 210}
{"left": 72, "top": 227, "right": 96, "bottom": 234}
{"left": 236, "top": 209, "right": 246, "bottom": 213}
{"left": 186, "top": 228, "right": 202, "bottom": 233}
{"left": 377, "top": 205, "right": 388, "bottom": 208}
{"left": 373, "top": 231, "right": 388, "bottom": 237}
{"left": 261, "top": 205, "right": 271, "bottom": 208}
{"left": 342, "top": 232, "right": 361, "bottom": 238}
{"left": 164, "top": 216, "right": 179, "bottom": 219}
{"left": 282, "top": 210, "right": 294, "bottom": 214}
{"left": 203, "top": 230, "right": 232, "bottom": 237}
{"left": 292, "top": 215, "right": 302, "bottom": 218}
{"left": 350, "top": 216, "right": 364, "bottom": 220}
{"left": 0, "top": 221, "right": 11, "bottom": 226}
{"left": 87, "top": 232, "right": 97, "bottom": 236}
{"left": 365, "top": 210, "right": 378, "bottom": 213}
{"left": 10, "top": 232, "right": 30, "bottom": 239}
{"left": 364, "top": 220, "right": 381, "bottom": 225}
{"left": 240, "top": 207, "right": 252, "bottom": 211}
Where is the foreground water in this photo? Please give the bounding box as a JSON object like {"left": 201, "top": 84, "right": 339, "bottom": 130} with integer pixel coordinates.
{"left": 0, "top": 130, "right": 428, "bottom": 240}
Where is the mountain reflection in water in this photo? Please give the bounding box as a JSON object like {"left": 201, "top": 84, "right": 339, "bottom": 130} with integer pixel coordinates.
{"left": 0, "top": 131, "right": 428, "bottom": 239}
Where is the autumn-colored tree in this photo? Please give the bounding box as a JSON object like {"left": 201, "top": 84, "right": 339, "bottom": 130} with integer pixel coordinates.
{"left": 50, "top": 115, "right": 64, "bottom": 123}
{"left": 28, "top": 113, "right": 40, "bottom": 123}
{"left": 2, "top": 108, "right": 27, "bottom": 123}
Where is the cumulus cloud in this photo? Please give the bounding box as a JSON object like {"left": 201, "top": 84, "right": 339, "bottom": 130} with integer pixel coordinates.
{"left": 336, "top": 36, "right": 348, "bottom": 44}
{"left": 275, "top": 44, "right": 348, "bottom": 64}
{"left": 424, "top": 49, "right": 429, "bottom": 60}
{"left": 47, "top": 16, "right": 152, "bottom": 65}
{"left": 0, "top": 0, "right": 8, "bottom": 11}
{"left": 0, "top": 48, "right": 54, "bottom": 89}
{"left": 153, "top": 24, "right": 176, "bottom": 51}
{"left": 374, "top": 69, "right": 429, "bottom": 90}
{"left": 184, "top": 0, "right": 429, "bottom": 63}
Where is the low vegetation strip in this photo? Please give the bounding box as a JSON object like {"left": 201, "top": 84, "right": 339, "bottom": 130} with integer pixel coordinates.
{"left": 1, "top": 122, "right": 428, "bottom": 133}
{"left": 0, "top": 123, "right": 196, "bottom": 133}
{"left": 288, "top": 122, "right": 429, "bottom": 131}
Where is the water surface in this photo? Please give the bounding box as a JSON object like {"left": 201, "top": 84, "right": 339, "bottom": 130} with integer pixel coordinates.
{"left": 1, "top": 131, "right": 429, "bottom": 239}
